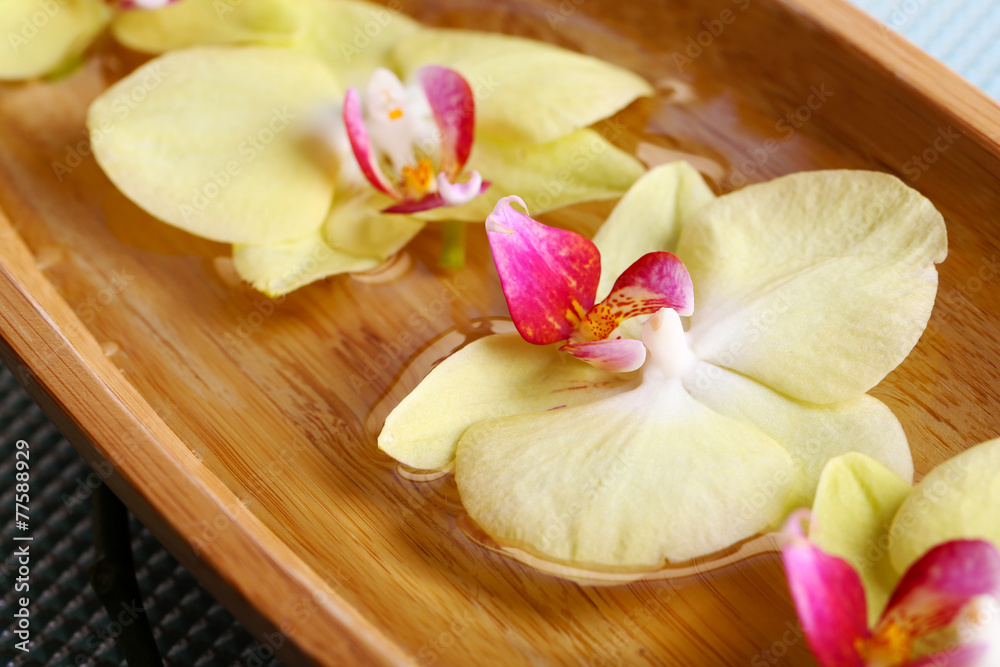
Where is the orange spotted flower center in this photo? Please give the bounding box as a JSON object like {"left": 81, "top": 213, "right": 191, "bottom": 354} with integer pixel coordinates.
{"left": 856, "top": 622, "right": 913, "bottom": 667}
{"left": 401, "top": 159, "right": 437, "bottom": 199}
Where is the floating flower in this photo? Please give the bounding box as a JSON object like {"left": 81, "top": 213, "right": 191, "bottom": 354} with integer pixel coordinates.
{"left": 781, "top": 511, "right": 1000, "bottom": 666}
{"left": 0, "top": 0, "right": 299, "bottom": 81}
{"left": 87, "top": 0, "right": 653, "bottom": 295}
{"left": 802, "top": 439, "right": 1000, "bottom": 625}
{"left": 379, "top": 162, "right": 947, "bottom": 567}
{"left": 343, "top": 66, "right": 487, "bottom": 214}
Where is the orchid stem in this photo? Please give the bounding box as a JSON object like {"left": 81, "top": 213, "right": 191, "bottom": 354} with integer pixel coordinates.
{"left": 440, "top": 220, "right": 466, "bottom": 271}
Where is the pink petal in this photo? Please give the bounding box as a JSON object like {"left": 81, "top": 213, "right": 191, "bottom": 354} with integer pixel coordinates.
{"left": 437, "top": 171, "right": 487, "bottom": 207}
{"left": 381, "top": 176, "right": 489, "bottom": 214}
{"left": 418, "top": 65, "right": 476, "bottom": 179}
{"left": 575, "top": 252, "right": 694, "bottom": 342}
{"left": 784, "top": 509, "right": 811, "bottom": 539}
{"left": 561, "top": 338, "right": 647, "bottom": 372}
{"left": 878, "top": 540, "right": 1000, "bottom": 640}
{"left": 382, "top": 193, "right": 446, "bottom": 214}
{"left": 119, "top": 0, "right": 177, "bottom": 8}
{"left": 780, "top": 517, "right": 869, "bottom": 667}
{"left": 910, "top": 645, "right": 990, "bottom": 667}
{"left": 486, "top": 196, "right": 600, "bottom": 345}
{"left": 343, "top": 87, "right": 400, "bottom": 199}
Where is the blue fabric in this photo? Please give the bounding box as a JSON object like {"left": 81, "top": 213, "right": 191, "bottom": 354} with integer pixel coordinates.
{"left": 849, "top": 0, "right": 1000, "bottom": 99}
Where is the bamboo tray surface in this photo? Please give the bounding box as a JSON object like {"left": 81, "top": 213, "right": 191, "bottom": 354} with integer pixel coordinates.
{"left": 2, "top": 0, "right": 999, "bottom": 665}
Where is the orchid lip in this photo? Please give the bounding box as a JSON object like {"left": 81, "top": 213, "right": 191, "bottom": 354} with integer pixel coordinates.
{"left": 561, "top": 338, "right": 647, "bottom": 373}
{"left": 485, "top": 197, "right": 696, "bottom": 373}
{"left": 438, "top": 171, "right": 485, "bottom": 207}
{"left": 379, "top": 176, "right": 491, "bottom": 214}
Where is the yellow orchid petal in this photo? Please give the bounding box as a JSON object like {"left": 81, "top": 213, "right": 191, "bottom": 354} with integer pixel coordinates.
{"left": 0, "top": 0, "right": 109, "bottom": 80}
{"left": 322, "top": 193, "right": 425, "bottom": 260}
{"left": 889, "top": 437, "right": 1000, "bottom": 574}
{"left": 414, "top": 128, "right": 646, "bottom": 223}
{"left": 456, "top": 379, "right": 794, "bottom": 566}
{"left": 683, "top": 361, "right": 913, "bottom": 513}
{"left": 233, "top": 230, "right": 377, "bottom": 297}
{"left": 297, "top": 0, "right": 420, "bottom": 88}
{"left": 677, "top": 170, "right": 947, "bottom": 404}
{"left": 378, "top": 334, "right": 637, "bottom": 471}
{"left": 88, "top": 46, "right": 338, "bottom": 245}
{"left": 390, "top": 28, "right": 653, "bottom": 145}
{"left": 808, "top": 453, "right": 912, "bottom": 624}
{"left": 111, "top": 0, "right": 306, "bottom": 53}
{"left": 592, "top": 161, "right": 716, "bottom": 301}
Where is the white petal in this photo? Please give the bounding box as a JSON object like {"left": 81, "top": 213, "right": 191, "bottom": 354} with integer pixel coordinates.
{"left": 889, "top": 437, "right": 1000, "bottom": 574}
{"left": 456, "top": 379, "right": 794, "bottom": 566}
{"left": 379, "top": 334, "right": 636, "bottom": 471}
{"left": 677, "top": 170, "right": 947, "bottom": 404}
{"left": 232, "top": 230, "right": 377, "bottom": 296}
{"left": 592, "top": 161, "right": 715, "bottom": 301}
{"left": 683, "top": 360, "right": 913, "bottom": 513}
{"left": 0, "top": 0, "right": 109, "bottom": 80}
{"left": 807, "top": 453, "right": 912, "bottom": 623}
{"left": 88, "top": 47, "right": 340, "bottom": 245}
{"left": 389, "top": 28, "right": 653, "bottom": 144}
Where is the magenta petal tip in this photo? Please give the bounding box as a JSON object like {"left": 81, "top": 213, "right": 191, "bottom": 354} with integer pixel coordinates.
{"left": 418, "top": 65, "right": 476, "bottom": 178}
{"left": 486, "top": 197, "right": 600, "bottom": 345}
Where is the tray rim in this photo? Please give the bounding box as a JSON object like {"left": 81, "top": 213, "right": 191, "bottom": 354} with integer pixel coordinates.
{"left": 1, "top": 0, "right": 999, "bottom": 665}
{"left": 0, "top": 211, "right": 406, "bottom": 665}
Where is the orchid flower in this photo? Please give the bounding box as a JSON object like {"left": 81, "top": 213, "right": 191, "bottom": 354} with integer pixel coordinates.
{"left": 782, "top": 511, "right": 1000, "bottom": 666}
{"left": 378, "top": 162, "right": 947, "bottom": 567}
{"left": 802, "top": 439, "right": 1000, "bottom": 627}
{"left": 0, "top": 0, "right": 300, "bottom": 81}
{"left": 343, "top": 66, "right": 488, "bottom": 214}
{"left": 87, "top": 0, "right": 653, "bottom": 296}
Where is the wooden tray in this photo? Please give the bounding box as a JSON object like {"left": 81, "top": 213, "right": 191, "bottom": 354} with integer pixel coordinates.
{"left": 2, "top": 0, "right": 999, "bottom": 664}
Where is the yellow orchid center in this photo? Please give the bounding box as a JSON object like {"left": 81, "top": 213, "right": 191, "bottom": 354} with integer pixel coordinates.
{"left": 562, "top": 300, "right": 588, "bottom": 331}
{"left": 401, "top": 158, "right": 437, "bottom": 198}
{"left": 856, "top": 622, "right": 912, "bottom": 666}
{"left": 388, "top": 108, "right": 404, "bottom": 121}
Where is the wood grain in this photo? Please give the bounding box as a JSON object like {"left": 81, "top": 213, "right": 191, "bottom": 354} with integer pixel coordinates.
{"left": 1, "top": 0, "right": 998, "bottom": 665}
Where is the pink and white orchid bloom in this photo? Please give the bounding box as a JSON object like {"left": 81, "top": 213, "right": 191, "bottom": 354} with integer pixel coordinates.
{"left": 782, "top": 511, "right": 1000, "bottom": 667}
{"left": 344, "top": 65, "right": 489, "bottom": 214}
{"left": 485, "top": 196, "right": 693, "bottom": 372}
{"left": 86, "top": 12, "right": 653, "bottom": 295}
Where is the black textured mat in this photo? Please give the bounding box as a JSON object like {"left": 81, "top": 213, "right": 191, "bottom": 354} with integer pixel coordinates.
{"left": 0, "top": 362, "right": 283, "bottom": 666}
